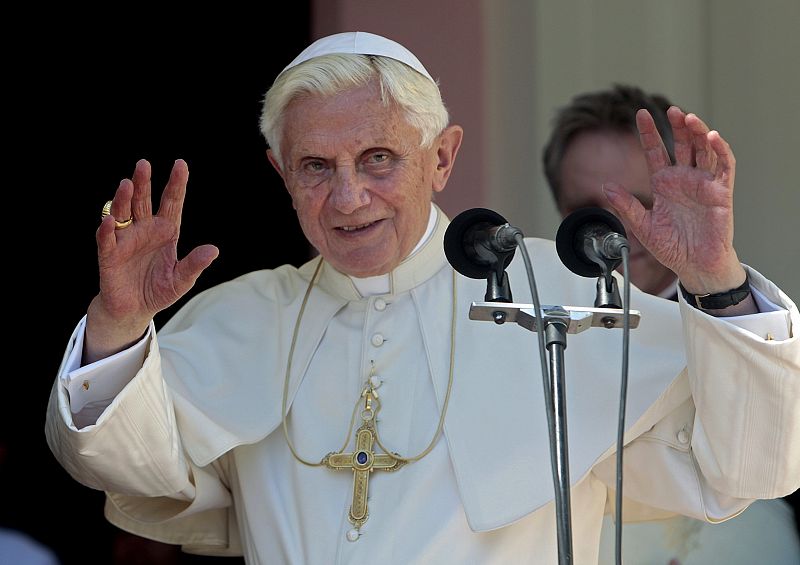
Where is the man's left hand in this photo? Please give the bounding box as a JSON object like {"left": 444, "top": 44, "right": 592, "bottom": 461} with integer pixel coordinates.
{"left": 602, "top": 106, "right": 747, "bottom": 296}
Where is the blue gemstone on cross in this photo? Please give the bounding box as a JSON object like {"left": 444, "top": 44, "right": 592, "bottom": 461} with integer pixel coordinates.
{"left": 356, "top": 451, "right": 368, "bottom": 465}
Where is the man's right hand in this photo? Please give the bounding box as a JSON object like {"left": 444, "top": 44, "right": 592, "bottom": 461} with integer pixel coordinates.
{"left": 84, "top": 159, "right": 219, "bottom": 364}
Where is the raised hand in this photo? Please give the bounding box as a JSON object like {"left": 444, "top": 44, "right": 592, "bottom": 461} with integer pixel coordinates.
{"left": 602, "top": 106, "right": 748, "bottom": 299}
{"left": 85, "top": 159, "right": 219, "bottom": 363}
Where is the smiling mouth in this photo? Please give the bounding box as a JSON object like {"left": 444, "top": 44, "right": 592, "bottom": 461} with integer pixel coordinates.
{"left": 337, "top": 221, "right": 377, "bottom": 232}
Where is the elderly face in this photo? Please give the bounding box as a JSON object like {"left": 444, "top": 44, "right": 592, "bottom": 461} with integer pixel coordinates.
{"left": 558, "top": 130, "right": 676, "bottom": 296}
{"left": 269, "top": 82, "right": 461, "bottom": 278}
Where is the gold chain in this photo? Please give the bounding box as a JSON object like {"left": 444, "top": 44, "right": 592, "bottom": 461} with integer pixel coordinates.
{"left": 281, "top": 257, "right": 457, "bottom": 467}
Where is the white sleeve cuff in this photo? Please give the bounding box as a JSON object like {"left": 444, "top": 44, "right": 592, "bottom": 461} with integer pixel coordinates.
{"left": 717, "top": 286, "right": 791, "bottom": 341}
{"left": 61, "top": 316, "right": 153, "bottom": 413}
{"left": 684, "top": 268, "right": 794, "bottom": 342}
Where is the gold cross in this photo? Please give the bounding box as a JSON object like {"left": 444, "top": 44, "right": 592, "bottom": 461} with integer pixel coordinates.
{"left": 323, "top": 387, "right": 403, "bottom": 527}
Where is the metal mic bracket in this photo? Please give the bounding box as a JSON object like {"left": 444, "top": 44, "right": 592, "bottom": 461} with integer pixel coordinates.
{"left": 470, "top": 300, "right": 640, "bottom": 565}
{"left": 469, "top": 302, "right": 640, "bottom": 332}
{"left": 595, "top": 275, "right": 622, "bottom": 309}
{"left": 485, "top": 269, "right": 513, "bottom": 303}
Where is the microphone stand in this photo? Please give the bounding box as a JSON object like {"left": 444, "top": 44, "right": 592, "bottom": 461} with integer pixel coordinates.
{"left": 444, "top": 207, "right": 636, "bottom": 564}
{"left": 470, "top": 300, "right": 639, "bottom": 565}
{"left": 543, "top": 307, "right": 572, "bottom": 563}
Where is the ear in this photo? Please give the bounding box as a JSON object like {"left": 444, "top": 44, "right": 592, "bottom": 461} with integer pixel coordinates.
{"left": 267, "top": 149, "right": 297, "bottom": 209}
{"left": 432, "top": 125, "right": 464, "bottom": 193}
{"left": 267, "top": 149, "right": 298, "bottom": 209}
{"left": 267, "top": 148, "right": 287, "bottom": 184}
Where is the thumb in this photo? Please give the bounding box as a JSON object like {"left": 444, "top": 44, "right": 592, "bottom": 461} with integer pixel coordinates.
{"left": 174, "top": 244, "right": 220, "bottom": 295}
{"left": 602, "top": 182, "right": 646, "bottom": 233}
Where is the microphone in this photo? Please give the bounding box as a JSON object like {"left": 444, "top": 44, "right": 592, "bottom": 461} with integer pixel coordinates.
{"left": 555, "top": 207, "right": 628, "bottom": 277}
{"left": 555, "top": 207, "right": 629, "bottom": 308}
{"left": 444, "top": 208, "right": 523, "bottom": 302}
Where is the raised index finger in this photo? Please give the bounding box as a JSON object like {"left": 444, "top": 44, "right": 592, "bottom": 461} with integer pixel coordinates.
{"left": 156, "top": 159, "right": 190, "bottom": 228}
{"left": 636, "top": 109, "right": 671, "bottom": 175}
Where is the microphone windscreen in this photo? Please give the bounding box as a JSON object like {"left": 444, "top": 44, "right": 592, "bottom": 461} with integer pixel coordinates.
{"left": 444, "top": 207, "right": 513, "bottom": 279}
{"left": 556, "top": 207, "right": 626, "bottom": 277}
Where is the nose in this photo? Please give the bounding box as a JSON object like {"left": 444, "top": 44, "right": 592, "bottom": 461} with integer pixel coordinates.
{"left": 329, "top": 166, "right": 371, "bottom": 214}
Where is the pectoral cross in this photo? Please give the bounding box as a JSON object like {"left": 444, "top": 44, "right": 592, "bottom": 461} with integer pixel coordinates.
{"left": 323, "top": 386, "right": 404, "bottom": 527}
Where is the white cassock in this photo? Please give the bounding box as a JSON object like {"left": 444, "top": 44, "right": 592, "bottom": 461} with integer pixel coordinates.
{"left": 46, "top": 205, "right": 800, "bottom": 564}
{"left": 596, "top": 499, "right": 800, "bottom": 564}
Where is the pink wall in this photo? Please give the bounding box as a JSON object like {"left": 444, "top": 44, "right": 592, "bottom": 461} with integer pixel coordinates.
{"left": 312, "top": 0, "right": 485, "bottom": 219}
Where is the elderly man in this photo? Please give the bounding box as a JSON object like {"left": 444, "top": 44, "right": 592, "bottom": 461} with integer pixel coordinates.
{"left": 47, "top": 32, "right": 799, "bottom": 564}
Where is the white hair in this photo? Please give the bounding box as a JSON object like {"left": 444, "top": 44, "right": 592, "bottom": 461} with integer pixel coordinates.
{"left": 260, "top": 54, "right": 450, "bottom": 167}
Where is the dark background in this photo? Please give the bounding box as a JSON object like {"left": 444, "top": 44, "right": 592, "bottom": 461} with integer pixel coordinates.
{"left": 4, "top": 7, "right": 311, "bottom": 563}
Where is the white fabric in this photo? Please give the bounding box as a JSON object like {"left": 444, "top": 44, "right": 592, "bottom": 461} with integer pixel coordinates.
{"left": 280, "top": 31, "right": 435, "bottom": 83}
{"left": 62, "top": 324, "right": 149, "bottom": 414}
{"left": 658, "top": 277, "right": 681, "bottom": 299}
{"left": 47, "top": 205, "right": 800, "bottom": 564}
{"left": 597, "top": 499, "right": 800, "bottom": 564}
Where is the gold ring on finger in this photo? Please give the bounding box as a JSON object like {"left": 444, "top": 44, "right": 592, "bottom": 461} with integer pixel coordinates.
{"left": 101, "top": 200, "right": 134, "bottom": 229}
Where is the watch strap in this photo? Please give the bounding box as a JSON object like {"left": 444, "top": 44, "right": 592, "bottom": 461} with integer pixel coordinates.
{"left": 679, "top": 276, "right": 751, "bottom": 310}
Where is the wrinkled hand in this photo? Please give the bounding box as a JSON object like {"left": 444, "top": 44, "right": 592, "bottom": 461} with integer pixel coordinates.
{"left": 85, "top": 159, "right": 219, "bottom": 362}
{"left": 603, "top": 107, "right": 746, "bottom": 296}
